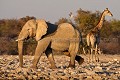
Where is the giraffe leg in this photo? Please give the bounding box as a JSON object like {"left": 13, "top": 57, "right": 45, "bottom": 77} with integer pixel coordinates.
{"left": 88, "top": 49, "right": 91, "bottom": 63}
{"left": 97, "top": 47, "right": 99, "bottom": 62}
{"left": 95, "top": 45, "right": 99, "bottom": 62}
{"left": 98, "top": 48, "right": 102, "bottom": 54}
{"left": 95, "top": 45, "right": 97, "bottom": 62}
{"left": 97, "top": 48, "right": 100, "bottom": 62}
{"left": 87, "top": 46, "right": 91, "bottom": 63}
{"left": 91, "top": 48, "right": 93, "bottom": 63}
{"left": 83, "top": 47, "right": 86, "bottom": 54}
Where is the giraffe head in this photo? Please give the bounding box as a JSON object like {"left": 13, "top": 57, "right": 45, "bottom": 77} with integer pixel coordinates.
{"left": 104, "top": 8, "right": 113, "bottom": 17}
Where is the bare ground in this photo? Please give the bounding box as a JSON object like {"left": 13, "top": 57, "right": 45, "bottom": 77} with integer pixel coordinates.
{"left": 0, "top": 54, "right": 120, "bottom": 80}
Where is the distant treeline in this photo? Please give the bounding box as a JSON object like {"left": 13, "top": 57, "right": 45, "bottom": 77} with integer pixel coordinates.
{"left": 0, "top": 9, "right": 120, "bottom": 55}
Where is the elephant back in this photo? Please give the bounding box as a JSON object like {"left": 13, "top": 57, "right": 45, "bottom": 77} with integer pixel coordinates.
{"left": 51, "top": 23, "right": 77, "bottom": 51}
{"left": 53, "top": 23, "right": 76, "bottom": 38}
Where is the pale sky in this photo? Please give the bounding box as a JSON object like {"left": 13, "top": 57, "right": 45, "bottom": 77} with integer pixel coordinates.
{"left": 0, "top": 0, "right": 120, "bottom": 23}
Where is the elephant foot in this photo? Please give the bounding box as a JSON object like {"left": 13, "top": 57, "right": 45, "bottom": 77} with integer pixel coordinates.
{"left": 76, "top": 56, "right": 84, "bottom": 65}
{"left": 31, "top": 65, "right": 38, "bottom": 69}
{"left": 68, "top": 64, "right": 75, "bottom": 68}
{"left": 19, "top": 64, "right": 24, "bottom": 68}
{"left": 19, "top": 65, "right": 23, "bottom": 68}
{"left": 19, "top": 66, "right": 26, "bottom": 68}
{"left": 50, "top": 65, "right": 57, "bottom": 69}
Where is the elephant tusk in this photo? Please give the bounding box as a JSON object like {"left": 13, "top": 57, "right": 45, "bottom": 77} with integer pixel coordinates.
{"left": 16, "top": 39, "right": 21, "bottom": 41}
{"left": 16, "top": 39, "right": 19, "bottom": 41}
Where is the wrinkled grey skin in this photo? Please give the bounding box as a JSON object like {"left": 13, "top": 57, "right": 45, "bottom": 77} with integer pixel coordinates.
{"left": 16, "top": 19, "right": 84, "bottom": 68}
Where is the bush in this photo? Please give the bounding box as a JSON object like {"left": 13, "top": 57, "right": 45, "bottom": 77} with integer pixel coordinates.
{"left": 99, "top": 38, "right": 120, "bottom": 54}
{"left": 0, "top": 13, "right": 120, "bottom": 55}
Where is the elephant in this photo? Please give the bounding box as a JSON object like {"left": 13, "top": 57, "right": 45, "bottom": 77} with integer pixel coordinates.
{"left": 31, "top": 23, "right": 84, "bottom": 68}
{"left": 16, "top": 19, "right": 58, "bottom": 67}
{"left": 16, "top": 19, "right": 84, "bottom": 68}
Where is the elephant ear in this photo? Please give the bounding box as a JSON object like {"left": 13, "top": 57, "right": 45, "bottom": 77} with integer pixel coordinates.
{"left": 35, "top": 19, "right": 48, "bottom": 41}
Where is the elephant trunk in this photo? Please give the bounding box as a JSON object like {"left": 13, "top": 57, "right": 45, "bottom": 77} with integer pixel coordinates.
{"left": 16, "top": 27, "right": 29, "bottom": 41}
{"left": 18, "top": 40, "right": 24, "bottom": 67}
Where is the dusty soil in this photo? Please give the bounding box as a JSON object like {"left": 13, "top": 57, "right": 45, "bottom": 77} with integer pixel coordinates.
{"left": 0, "top": 54, "right": 120, "bottom": 80}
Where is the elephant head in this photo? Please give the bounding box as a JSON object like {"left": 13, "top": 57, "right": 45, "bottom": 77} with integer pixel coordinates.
{"left": 16, "top": 19, "right": 48, "bottom": 67}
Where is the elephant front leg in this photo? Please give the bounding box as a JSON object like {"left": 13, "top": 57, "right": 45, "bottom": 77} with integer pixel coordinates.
{"left": 45, "top": 48, "right": 56, "bottom": 69}
{"left": 31, "top": 38, "right": 51, "bottom": 69}
{"left": 31, "top": 45, "right": 43, "bottom": 69}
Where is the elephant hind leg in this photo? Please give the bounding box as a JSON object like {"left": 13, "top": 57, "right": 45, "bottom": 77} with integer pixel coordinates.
{"left": 63, "top": 52, "right": 84, "bottom": 65}
{"left": 64, "top": 52, "right": 84, "bottom": 65}
{"left": 69, "top": 54, "right": 84, "bottom": 68}
{"left": 45, "top": 48, "right": 56, "bottom": 69}
{"left": 68, "top": 52, "right": 76, "bottom": 68}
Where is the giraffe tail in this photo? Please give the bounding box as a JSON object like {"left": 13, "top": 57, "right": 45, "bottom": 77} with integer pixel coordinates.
{"left": 86, "top": 34, "right": 90, "bottom": 48}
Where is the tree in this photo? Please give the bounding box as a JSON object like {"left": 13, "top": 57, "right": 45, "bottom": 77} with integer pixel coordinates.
{"left": 110, "top": 19, "right": 120, "bottom": 37}
{"left": 74, "top": 8, "right": 101, "bottom": 37}
{"left": 55, "top": 18, "right": 69, "bottom": 25}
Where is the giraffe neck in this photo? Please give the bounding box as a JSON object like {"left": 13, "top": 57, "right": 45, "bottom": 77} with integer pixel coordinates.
{"left": 95, "top": 12, "right": 105, "bottom": 30}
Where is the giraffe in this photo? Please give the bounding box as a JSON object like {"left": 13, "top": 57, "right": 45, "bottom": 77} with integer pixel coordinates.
{"left": 86, "top": 8, "right": 113, "bottom": 62}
